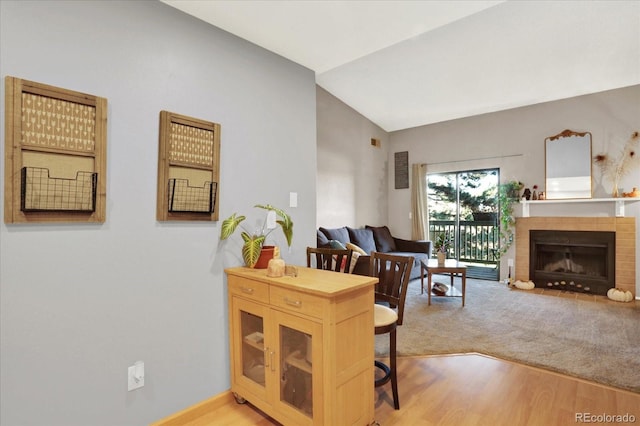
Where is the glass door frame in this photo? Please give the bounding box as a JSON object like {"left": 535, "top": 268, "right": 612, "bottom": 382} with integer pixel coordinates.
{"left": 427, "top": 168, "right": 500, "bottom": 279}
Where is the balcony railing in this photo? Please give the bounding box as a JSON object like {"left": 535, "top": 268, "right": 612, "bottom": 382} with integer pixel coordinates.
{"left": 429, "top": 220, "right": 499, "bottom": 265}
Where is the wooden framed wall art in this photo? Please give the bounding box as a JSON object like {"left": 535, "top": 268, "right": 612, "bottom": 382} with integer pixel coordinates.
{"left": 156, "top": 111, "right": 220, "bottom": 222}
{"left": 394, "top": 151, "right": 409, "bottom": 189}
{"left": 4, "top": 76, "right": 107, "bottom": 223}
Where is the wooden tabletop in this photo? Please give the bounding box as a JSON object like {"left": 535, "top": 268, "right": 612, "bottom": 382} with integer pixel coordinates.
{"left": 422, "top": 258, "right": 467, "bottom": 272}
{"left": 225, "top": 266, "right": 378, "bottom": 296}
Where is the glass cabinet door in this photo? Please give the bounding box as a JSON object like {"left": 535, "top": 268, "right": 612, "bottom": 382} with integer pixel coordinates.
{"left": 240, "top": 310, "right": 266, "bottom": 386}
{"left": 271, "top": 310, "right": 322, "bottom": 423}
{"left": 231, "top": 297, "right": 271, "bottom": 399}
{"left": 279, "top": 325, "right": 313, "bottom": 417}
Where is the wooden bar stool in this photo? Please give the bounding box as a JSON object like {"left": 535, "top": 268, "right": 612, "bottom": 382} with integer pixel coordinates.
{"left": 370, "top": 252, "right": 413, "bottom": 410}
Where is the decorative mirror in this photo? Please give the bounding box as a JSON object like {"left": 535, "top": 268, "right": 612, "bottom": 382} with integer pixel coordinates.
{"left": 545, "top": 129, "right": 592, "bottom": 200}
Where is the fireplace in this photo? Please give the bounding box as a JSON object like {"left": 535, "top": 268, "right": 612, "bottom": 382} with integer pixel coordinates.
{"left": 516, "top": 217, "right": 636, "bottom": 299}
{"left": 529, "top": 230, "right": 615, "bottom": 295}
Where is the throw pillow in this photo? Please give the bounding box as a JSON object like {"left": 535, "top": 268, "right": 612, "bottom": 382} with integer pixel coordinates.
{"left": 319, "top": 227, "right": 350, "bottom": 245}
{"left": 328, "top": 240, "right": 347, "bottom": 250}
{"left": 366, "top": 225, "right": 397, "bottom": 253}
{"left": 333, "top": 251, "right": 360, "bottom": 273}
{"left": 348, "top": 251, "right": 361, "bottom": 273}
{"left": 347, "top": 227, "right": 376, "bottom": 254}
{"left": 331, "top": 254, "right": 348, "bottom": 272}
{"left": 346, "top": 242, "right": 367, "bottom": 256}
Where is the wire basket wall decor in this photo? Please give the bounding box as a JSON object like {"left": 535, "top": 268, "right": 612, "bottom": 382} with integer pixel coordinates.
{"left": 167, "top": 179, "right": 217, "bottom": 213}
{"left": 20, "top": 167, "right": 97, "bottom": 212}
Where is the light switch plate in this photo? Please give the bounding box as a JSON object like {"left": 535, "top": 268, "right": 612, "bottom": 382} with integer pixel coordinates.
{"left": 127, "top": 361, "right": 144, "bottom": 391}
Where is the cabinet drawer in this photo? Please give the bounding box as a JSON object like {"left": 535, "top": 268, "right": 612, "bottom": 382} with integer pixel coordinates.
{"left": 228, "top": 276, "right": 269, "bottom": 302}
{"left": 270, "top": 286, "right": 324, "bottom": 319}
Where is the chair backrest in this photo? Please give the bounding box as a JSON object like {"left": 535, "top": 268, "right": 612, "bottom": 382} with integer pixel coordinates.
{"left": 306, "top": 247, "right": 354, "bottom": 273}
{"left": 369, "top": 252, "right": 414, "bottom": 325}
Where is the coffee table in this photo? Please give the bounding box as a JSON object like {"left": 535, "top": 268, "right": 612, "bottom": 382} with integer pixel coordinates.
{"left": 420, "top": 259, "right": 467, "bottom": 307}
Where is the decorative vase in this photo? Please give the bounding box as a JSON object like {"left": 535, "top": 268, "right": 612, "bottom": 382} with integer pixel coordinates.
{"left": 254, "top": 245, "right": 280, "bottom": 269}
{"left": 266, "top": 258, "right": 285, "bottom": 277}
{"left": 522, "top": 188, "right": 531, "bottom": 200}
{"left": 436, "top": 252, "right": 446, "bottom": 266}
{"left": 612, "top": 182, "right": 620, "bottom": 198}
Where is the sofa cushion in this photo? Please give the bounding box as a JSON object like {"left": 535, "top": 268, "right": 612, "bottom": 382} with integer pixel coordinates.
{"left": 388, "top": 251, "right": 429, "bottom": 280}
{"left": 319, "top": 227, "right": 350, "bottom": 245}
{"left": 347, "top": 227, "right": 377, "bottom": 254}
{"left": 366, "top": 225, "right": 397, "bottom": 253}
{"left": 317, "top": 230, "right": 330, "bottom": 247}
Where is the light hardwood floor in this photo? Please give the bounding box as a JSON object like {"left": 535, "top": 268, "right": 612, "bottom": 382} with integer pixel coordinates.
{"left": 167, "top": 353, "right": 640, "bottom": 426}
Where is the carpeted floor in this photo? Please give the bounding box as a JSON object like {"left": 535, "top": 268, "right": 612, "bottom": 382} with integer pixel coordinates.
{"left": 375, "top": 275, "right": 640, "bottom": 393}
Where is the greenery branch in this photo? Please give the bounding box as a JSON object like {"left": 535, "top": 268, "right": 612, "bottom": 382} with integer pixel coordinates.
{"left": 496, "top": 180, "right": 523, "bottom": 258}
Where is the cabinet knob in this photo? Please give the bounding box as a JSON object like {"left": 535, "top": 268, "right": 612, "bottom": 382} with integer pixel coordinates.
{"left": 240, "top": 286, "right": 254, "bottom": 294}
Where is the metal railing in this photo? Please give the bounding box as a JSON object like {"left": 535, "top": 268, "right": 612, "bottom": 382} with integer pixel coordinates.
{"left": 429, "top": 220, "right": 499, "bottom": 265}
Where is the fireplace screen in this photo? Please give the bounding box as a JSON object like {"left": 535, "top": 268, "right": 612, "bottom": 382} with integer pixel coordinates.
{"left": 529, "top": 230, "right": 615, "bottom": 295}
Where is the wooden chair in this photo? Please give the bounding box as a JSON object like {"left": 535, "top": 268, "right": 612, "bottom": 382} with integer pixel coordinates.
{"left": 306, "top": 247, "right": 353, "bottom": 273}
{"left": 370, "top": 251, "right": 414, "bottom": 410}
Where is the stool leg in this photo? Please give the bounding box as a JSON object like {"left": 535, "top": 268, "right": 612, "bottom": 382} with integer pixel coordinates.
{"left": 390, "top": 328, "right": 399, "bottom": 409}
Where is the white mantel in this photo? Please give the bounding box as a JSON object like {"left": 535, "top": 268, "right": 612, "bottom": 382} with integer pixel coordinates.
{"left": 521, "top": 198, "right": 640, "bottom": 218}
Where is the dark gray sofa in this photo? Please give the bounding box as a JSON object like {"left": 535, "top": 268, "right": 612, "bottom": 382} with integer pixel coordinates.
{"left": 317, "top": 225, "right": 432, "bottom": 280}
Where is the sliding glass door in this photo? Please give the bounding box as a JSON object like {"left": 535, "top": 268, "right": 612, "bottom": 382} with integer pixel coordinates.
{"left": 427, "top": 168, "right": 499, "bottom": 280}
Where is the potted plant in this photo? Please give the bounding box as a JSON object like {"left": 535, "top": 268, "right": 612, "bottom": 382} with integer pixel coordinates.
{"left": 434, "top": 232, "right": 451, "bottom": 265}
{"left": 220, "top": 204, "right": 293, "bottom": 268}
{"left": 496, "top": 180, "right": 523, "bottom": 258}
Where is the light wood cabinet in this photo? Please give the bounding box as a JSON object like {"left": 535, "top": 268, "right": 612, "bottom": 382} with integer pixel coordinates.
{"left": 225, "top": 267, "right": 377, "bottom": 426}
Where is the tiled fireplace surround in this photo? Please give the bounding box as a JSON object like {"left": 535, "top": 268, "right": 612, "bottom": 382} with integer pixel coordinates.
{"left": 515, "top": 217, "right": 636, "bottom": 297}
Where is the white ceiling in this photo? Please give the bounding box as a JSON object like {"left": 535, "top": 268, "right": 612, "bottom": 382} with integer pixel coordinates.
{"left": 161, "top": 0, "right": 640, "bottom": 132}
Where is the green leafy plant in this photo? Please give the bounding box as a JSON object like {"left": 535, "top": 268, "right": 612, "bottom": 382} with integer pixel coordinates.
{"left": 434, "top": 232, "right": 452, "bottom": 254}
{"left": 220, "top": 204, "right": 293, "bottom": 267}
{"left": 496, "top": 180, "right": 523, "bottom": 258}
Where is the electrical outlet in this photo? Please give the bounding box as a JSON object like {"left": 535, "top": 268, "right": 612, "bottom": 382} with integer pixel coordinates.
{"left": 127, "top": 361, "right": 144, "bottom": 391}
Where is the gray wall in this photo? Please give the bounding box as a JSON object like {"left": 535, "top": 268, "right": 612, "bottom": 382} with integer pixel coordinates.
{"left": 315, "top": 86, "right": 390, "bottom": 229}
{"left": 0, "top": 1, "right": 317, "bottom": 425}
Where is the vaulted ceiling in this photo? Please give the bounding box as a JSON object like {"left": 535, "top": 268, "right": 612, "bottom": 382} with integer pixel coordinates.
{"left": 161, "top": 0, "right": 640, "bottom": 132}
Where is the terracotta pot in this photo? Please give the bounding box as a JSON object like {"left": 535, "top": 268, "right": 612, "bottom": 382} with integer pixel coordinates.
{"left": 437, "top": 252, "right": 446, "bottom": 266}
{"left": 254, "top": 246, "right": 280, "bottom": 269}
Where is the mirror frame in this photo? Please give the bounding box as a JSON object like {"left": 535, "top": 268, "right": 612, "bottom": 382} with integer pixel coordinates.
{"left": 545, "top": 129, "right": 592, "bottom": 200}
